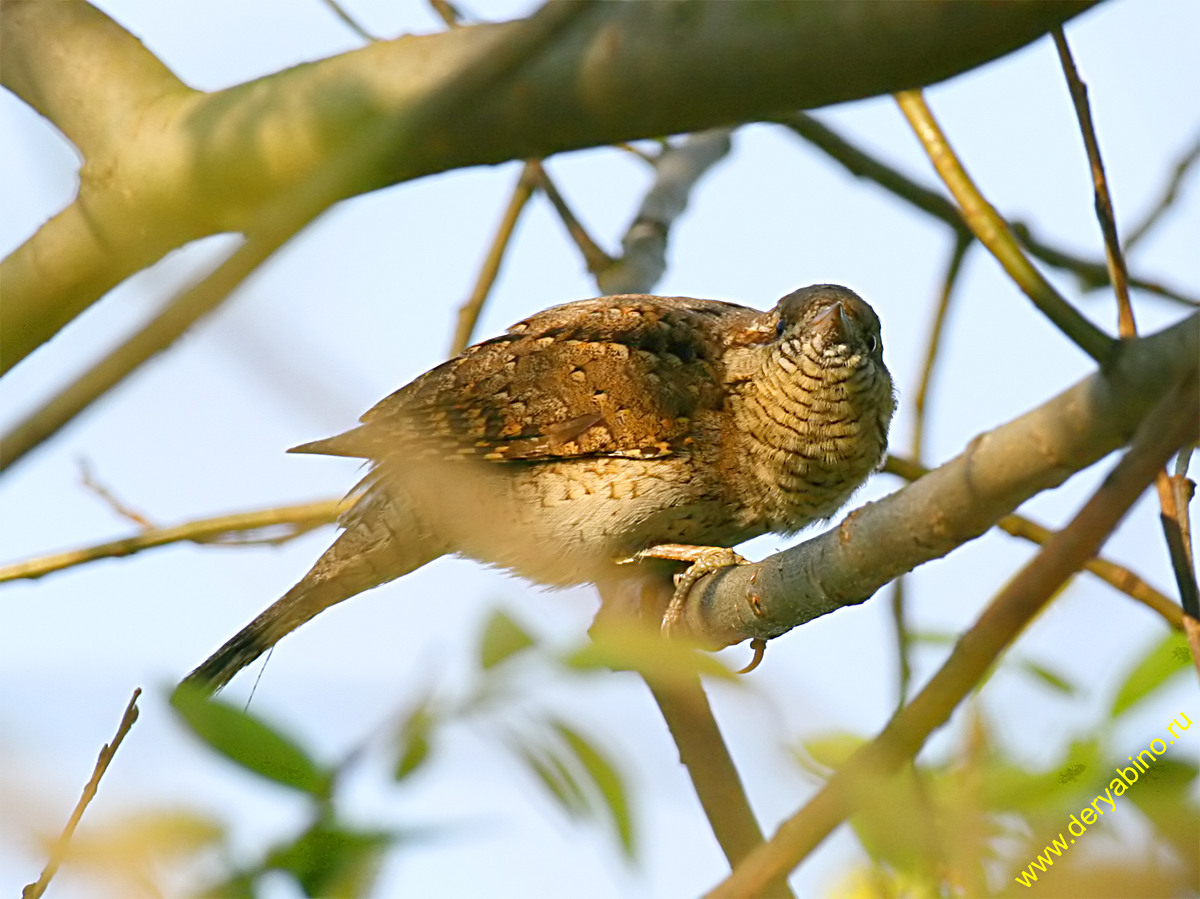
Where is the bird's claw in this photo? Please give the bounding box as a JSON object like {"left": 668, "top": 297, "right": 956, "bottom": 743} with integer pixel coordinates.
{"left": 622, "top": 543, "right": 749, "bottom": 636}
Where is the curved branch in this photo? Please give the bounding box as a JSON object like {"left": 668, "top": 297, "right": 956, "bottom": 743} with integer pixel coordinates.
{"left": 676, "top": 312, "right": 1199, "bottom": 648}
{"left": 1, "top": 0, "right": 1097, "bottom": 371}
{"left": 709, "top": 368, "right": 1199, "bottom": 898}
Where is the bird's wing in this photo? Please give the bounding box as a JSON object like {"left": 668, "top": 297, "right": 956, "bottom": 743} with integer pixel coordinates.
{"left": 299, "top": 296, "right": 764, "bottom": 463}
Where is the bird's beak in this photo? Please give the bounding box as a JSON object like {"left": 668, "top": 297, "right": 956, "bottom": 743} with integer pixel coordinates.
{"left": 811, "top": 300, "right": 850, "bottom": 344}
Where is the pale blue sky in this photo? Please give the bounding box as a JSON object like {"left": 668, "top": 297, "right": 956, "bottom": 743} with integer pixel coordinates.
{"left": 1, "top": 2, "right": 1197, "bottom": 896}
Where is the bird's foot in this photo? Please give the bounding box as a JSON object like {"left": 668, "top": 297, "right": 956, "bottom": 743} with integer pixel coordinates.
{"left": 621, "top": 544, "right": 749, "bottom": 636}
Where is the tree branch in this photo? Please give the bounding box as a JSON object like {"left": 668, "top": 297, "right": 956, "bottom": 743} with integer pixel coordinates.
{"left": 709, "top": 367, "right": 1199, "bottom": 898}
{"left": 896, "top": 90, "right": 1117, "bottom": 364}
{"left": 675, "top": 312, "right": 1198, "bottom": 648}
{"left": 22, "top": 688, "right": 142, "bottom": 899}
{"left": 1, "top": 1, "right": 1096, "bottom": 371}
{"left": 0, "top": 500, "right": 342, "bottom": 584}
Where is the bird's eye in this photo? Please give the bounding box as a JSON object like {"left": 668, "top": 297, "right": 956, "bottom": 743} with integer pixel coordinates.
{"left": 775, "top": 318, "right": 786, "bottom": 337}
{"left": 866, "top": 334, "right": 879, "bottom": 353}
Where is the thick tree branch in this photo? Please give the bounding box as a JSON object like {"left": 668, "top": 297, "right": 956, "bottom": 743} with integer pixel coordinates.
{"left": 709, "top": 367, "right": 1199, "bottom": 898}
{"left": 675, "top": 312, "right": 1199, "bottom": 648}
{"left": 1, "top": 0, "right": 1096, "bottom": 371}
{"left": 0, "top": 0, "right": 593, "bottom": 470}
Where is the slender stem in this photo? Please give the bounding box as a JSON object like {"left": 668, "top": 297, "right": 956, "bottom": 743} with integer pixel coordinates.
{"left": 780, "top": 112, "right": 1198, "bottom": 308}
{"left": 1053, "top": 28, "right": 1199, "bottom": 620}
{"left": 1125, "top": 131, "right": 1200, "bottom": 251}
{"left": 598, "top": 579, "right": 791, "bottom": 896}
{"left": 22, "top": 689, "right": 142, "bottom": 899}
{"left": 1052, "top": 29, "right": 1135, "bottom": 338}
{"left": 0, "top": 500, "right": 343, "bottom": 583}
{"left": 895, "top": 90, "right": 1116, "bottom": 364}
{"left": 451, "top": 161, "right": 540, "bottom": 355}
{"left": 529, "top": 160, "right": 615, "bottom": 276}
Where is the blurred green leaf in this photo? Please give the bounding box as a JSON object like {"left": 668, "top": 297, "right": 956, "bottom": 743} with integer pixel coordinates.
{"left": 199, "top": 872, "right": 256, "bottom": 899}
{"left": 564, "top": 622, "right": 737, "bottom": 686}
{"left": 268, "top": 821, "right": 391, "bottom": 898}
{"left": 801, "top": 731, "right": 867, "bottom": 773}
{"left": 508, "top": 735, "right": 589, "bottom": 816}
{"left": 479, "top": 608, "right": 537, "bottom": 669}
{"left": 1017, "top": 659, "right": 1077, "bottom": 695}
{"left": 171, "top": 684, "right": 328, "bottom": 796}
{"left": 393, "top": 702, "right": 434, "bottom": 781}
{"left": 1111, "top": 630, "right": 1191, "bottom": 718}
{"left": 552, "top": 719, "right": 635, "bottom": 858}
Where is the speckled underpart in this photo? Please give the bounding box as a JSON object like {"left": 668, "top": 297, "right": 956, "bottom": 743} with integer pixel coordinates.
{"left": 183, "top": 285, "right": 894, "bottom": 692}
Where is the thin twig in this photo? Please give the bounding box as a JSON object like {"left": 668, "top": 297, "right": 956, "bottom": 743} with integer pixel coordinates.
{"left": 781, "top": 112, "right": 1199, "bottom": 308}
{"left": 1125, "top": 131, "right": 1200, "bottom": 251}
{"left": 451, "top": 161, "right": 540, "bottom": 355}
{"left": 0, "top": 499, "right": 343, "bottom": 583}
{"left": 598, "top": 128, "right": 734, "bottom": 295}
{"left": 1052, "top": 29, "right": 1135, "bottom": 337}
{"left": 895, "top": 90, "right": 1116, "bottom": 365}
{"left": 710, "top": 370, "right": 1198, "bottom": 898}
{"left": 645, "top": 675, "right": 794, "bottom": 894}
{"left": 598, "top": 580, "right": 792, "bottom": 897}
{"left": 77, "top": 458, "right": 155, "bottom": 528}
{"left": 22, "top": 689, "right": 142, "bottom": 899}
{"left": 894, "top": 234, "right": 971, "bottom": 707}
{"left": 319, "top": 0, "right": 379, "bottom": 42}
{"left": 912, "top": 235, "right": 971, "bottom": 461}
{"left": 428, "top": 0, "right": 464, "bottom": 29}
{"left": 528, "top": 159, "right": 615, "bottom": 277}
{"left": 1010, "top": 222, "right": 1198, "bottom": 306}
{"left": 883, "top": 454, "right": 1183, "bottom": 629}
{"left": 1054, "top": 29, "right": 1199, "bottom": 621}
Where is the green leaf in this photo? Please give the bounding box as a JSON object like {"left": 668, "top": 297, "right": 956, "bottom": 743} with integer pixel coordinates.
{"left": 1111, "top": 630, "right": 1191, "bottom": 718}
{"left": 1017, "top": 659, "right": 1077, "bottom": 695}
{"left": 507, "top": 735, "right": 589, "bottom": 816}
{"left": 268, "top": 822, "right": 391, "bottom": 898}
{"left": 479, "top": 608, "right": 537, "bottom": 669}
{"left": 171, "top": 684, "right": 328, "bottom": 796}
{"left": 551, "top": 720, "right": 635, "bottom": 858}
{"left": 393, "top": 702, "right": 434, "bottom": 781}
{"left": 801, "top": 731, "right": 867, "bottom": 772}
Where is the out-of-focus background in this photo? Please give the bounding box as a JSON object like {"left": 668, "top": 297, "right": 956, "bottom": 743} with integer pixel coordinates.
{"left": 1, "top": 2, "right": 1196, "bottom": 896}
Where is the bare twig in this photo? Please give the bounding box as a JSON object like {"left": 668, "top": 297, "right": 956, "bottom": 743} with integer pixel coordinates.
{"left": 451, "top": 162, "right": 540, "bottom": 355}
{"left": 1054, "top": 28, "right": 1199, "bottom": 622}
{"left": 709, "top": 369, "right": 1198, "bottom": 898}
{"left": 77, "top": 458, "right": 155, "bottom": 528}
{"left": 894, "top": 234, "right": 971, "bottom": 707}
{"left": 1010, "top": 223, "right": 1198, "bottom": 306}
{"left": 429, "top": 0, "right": 465, "bottom": 29}
{"left": 1052, "top": 29, "right": 1135, "bottom": 337}
{"left": 646, "top": 676, "right": 792, "bottom": 896}
{"left": 320, "top": 0, "right": 379, "bottom": 42}
{"left": 22, "top": 689, "right": 142, "bottom": 899}
{"left": 1125, "top": 131, "right": 1200, "bottom": 251}
{"left": 883, "top": 454, "right": 1184, "bottom": 629}
{"left": 912, "top": 235, "right": 971, "bottom": 461}
{"left": 0, "top": 499, "right": 344, "bottom": 584}
{"left": 781, "top": 112, "right": 1199, "bottom": 308}
{"left": 529, "top": 160, "right": 615, "bottom": 277}
{"left": 598, "top": 579, "right": 792, "bottom": 897}
{"left": 598, "top": 128, "right": 734, "bottom": 296}
{"left": 895, "top": 90, "right": 1116, "bottom": 365}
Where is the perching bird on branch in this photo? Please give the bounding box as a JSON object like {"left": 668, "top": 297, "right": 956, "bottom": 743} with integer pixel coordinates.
{"left": 182, "top": 284, "right": 894, "bottom": 693}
